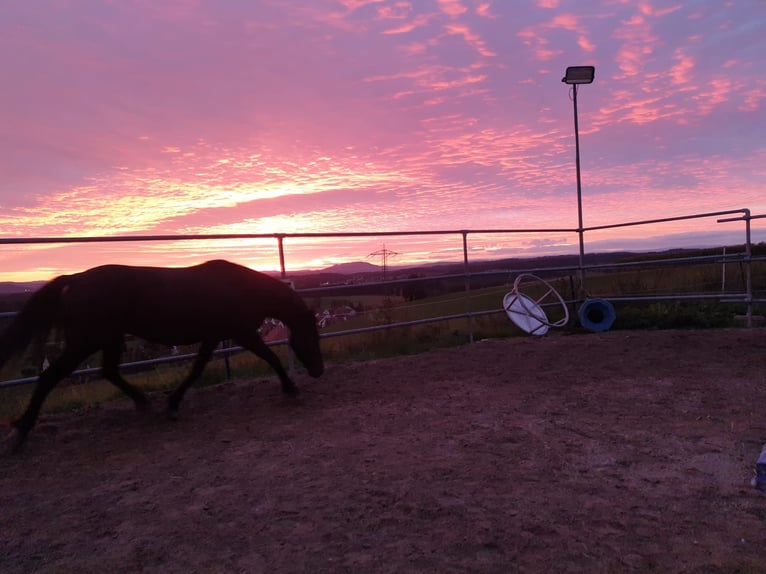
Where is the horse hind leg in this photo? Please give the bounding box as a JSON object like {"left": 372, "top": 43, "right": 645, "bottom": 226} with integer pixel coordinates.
{"left": 101, "top": 340, "right": 150, "bottom": 410}
{"left": 7, "top": 347, "right": 89, "bottom": 453}
{"left": 166, "top": 340, "right": 217, "bottom": 420}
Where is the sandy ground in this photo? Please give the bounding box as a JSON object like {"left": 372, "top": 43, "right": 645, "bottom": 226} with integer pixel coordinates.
{"left": 2, "top": 328, "right": 766, "bottom": 573}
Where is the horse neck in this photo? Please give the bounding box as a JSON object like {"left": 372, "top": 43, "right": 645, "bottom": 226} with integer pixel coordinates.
{"left": 268, "top": 292, "right": 306, "bottom": 329}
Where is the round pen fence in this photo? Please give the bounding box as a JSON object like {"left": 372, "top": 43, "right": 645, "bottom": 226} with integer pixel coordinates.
{"left": 0, "top": 208, "right": 764, "bottom": 389}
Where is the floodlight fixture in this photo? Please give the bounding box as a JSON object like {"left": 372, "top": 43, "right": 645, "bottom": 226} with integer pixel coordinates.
{"left": 562, "top": 65, "right": 595, "bottom": 85}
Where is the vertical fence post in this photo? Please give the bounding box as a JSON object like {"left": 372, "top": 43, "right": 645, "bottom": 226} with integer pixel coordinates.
{"left": 462, "top": 231, "right": 474, "bottom": 344}
{"left": 277, "top": 234, "right": 287, "bottom": 279}
{"left": 277, "top": 235, "right": 296, "bottom": 372}
{"left": 744, "top": 209, "right": 752, "bottom": 327}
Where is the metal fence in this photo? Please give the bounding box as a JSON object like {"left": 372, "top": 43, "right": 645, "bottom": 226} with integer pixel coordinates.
{"left": 1, "top": 207, "right": 764, "bottom": 389}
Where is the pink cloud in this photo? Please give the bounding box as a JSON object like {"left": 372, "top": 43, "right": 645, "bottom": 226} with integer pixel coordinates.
{"left": 444, "top": 22, "right": 497, "bottom": 57}
{"left": 670, "top": 49, "right": 695, "bottom": 84}
{"left": 517, "top": 12, "right": 594, "bottom": 61}
{"left": 436, "top": 0, "right": 468, "bottom": 18}
{"left": 475, "top": 3, "right": 494, "bottom": 19}
{"left": 335, "top": 0, "right": 385, "bottom": 12}
{"left": 597, "top": 91, "right": 680, "bottom": 125}
{"left": 400, "top": 41, "right": 429, "bottom": 55}
{"left": 653, "top": 4, "right": 682, "bottom": 17}
{"left": 740, "top": 82, "right": 766, "bottom": 112}
{"left": 430, "top": 73, "right": 487, "bottom": 91}
{"left": 693, "top": 77, "right": 732, "bottom": 116}
{"left": 612, "top": 14, "right": 659, "bottom": 78}
{"left": 376, "top": 2, "right": 412, "bottom": 20}
{"left": 517, "top": 27, "right": 555, "bottom": 61}
{"left": 550, "top": 13, "right": 579, "bottom": 30}
{"left": 578, "top": 36, "right": 596, "bottom": 52}
{"left": 382, "top": 13, "right": 433, "bottom": 35}
{"left": 132, "top": 0, "right": 202, "bottom": 22}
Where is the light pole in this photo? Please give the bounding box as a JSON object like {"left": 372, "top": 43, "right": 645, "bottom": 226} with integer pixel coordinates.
{"left": 562, "top": 65, "right": 595, "bottom": 296}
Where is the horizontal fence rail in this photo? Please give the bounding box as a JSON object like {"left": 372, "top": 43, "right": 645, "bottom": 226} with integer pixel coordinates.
{"left": 0, "top": 208, "right": 763, "bottom": 390}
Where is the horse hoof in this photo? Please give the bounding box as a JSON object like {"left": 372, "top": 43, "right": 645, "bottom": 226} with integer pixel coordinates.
{"left": 282, "top": 385, "right": 300, "bottom": 397}
{"left": 136, "top": 400, "right": 152, "bottom": 413}
{"left": 1, "top": 425, "right": 23, "bottom": 456}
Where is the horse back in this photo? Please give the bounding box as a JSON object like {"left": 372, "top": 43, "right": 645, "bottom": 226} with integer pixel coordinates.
{"left": 59, "top": 260, "right": 295, "bottom": 345}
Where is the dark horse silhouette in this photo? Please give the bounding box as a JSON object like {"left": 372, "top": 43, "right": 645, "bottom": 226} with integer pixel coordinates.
{"left": 0, "top": 259, "right": 324, "bottom": 451}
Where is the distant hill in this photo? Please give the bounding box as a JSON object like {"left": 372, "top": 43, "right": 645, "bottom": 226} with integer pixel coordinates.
{"left": 316, "top": 261, "right": 380, "bottom": 274}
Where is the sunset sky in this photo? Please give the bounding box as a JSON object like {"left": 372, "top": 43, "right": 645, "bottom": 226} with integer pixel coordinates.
{"left": 1, "top": 0, "right": 764, "bottom": 281}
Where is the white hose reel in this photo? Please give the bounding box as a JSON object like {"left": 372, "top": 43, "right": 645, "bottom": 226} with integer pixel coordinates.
{"left": 503, "top": 273, "right": 570, "bottom": 336}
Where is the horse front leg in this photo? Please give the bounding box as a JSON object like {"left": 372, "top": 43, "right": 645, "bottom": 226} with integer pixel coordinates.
{"left": 234, "top": 333, "right": 299, "bottom": 396}
{"left": 101, "top": 339, "right": 150, "bottom": 410}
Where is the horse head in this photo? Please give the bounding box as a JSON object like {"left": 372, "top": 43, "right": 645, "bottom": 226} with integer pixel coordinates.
{"left": 288, "top": 308, "right": 324, "bottom": 378}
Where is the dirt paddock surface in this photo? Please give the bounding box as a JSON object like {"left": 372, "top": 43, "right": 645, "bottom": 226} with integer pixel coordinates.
{"left": 2, "top": 328, "right": 766, "bottom": 573}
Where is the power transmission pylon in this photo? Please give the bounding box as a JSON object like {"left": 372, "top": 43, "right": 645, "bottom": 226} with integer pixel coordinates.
{"left": 368, "top": 244, "right": 399, "bottom": 281}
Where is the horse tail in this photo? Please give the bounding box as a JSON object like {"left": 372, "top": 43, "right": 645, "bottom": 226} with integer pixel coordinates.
{"left": 0, "top": 275, "right": 70, "bottom": 369}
